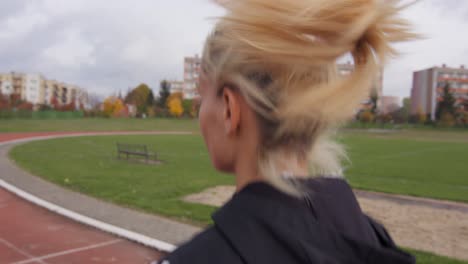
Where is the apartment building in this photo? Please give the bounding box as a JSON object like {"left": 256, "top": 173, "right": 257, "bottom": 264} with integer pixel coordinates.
{"left": 167, "top": 80, "right": 184, "bottom": 94}
{"left": 23, "top": 74, "right": 45, "bottom": 104}
{"left": 183, "top": 55, "right": 201, "bottom": 99}
{"left": 0, "top": 74, "right": 13, "bottom": 96}
{"left": 0, "top": 72, "right": 88, "bottom": 109}
{"left": 337, "top": 62, "right": 384, "bottom": 112}
{"left": 411, "top": 64, "right": 468, "bottom": 120}
{"left": 0, "top": 72, "right": 24, "bottom": 97}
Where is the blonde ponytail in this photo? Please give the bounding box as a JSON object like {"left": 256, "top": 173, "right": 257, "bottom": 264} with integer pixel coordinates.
{"left": 203, "top": 0, "right": 416, "bottom": 196}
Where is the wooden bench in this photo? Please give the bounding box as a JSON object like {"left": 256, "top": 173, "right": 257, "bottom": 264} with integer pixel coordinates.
{"left": 116, "top": 143, "right": 157, "bottom": 163}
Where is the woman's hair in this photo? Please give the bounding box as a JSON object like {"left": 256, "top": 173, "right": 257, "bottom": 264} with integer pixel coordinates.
{"left": 202, "top": 0, "right": 416, "bottom": 196}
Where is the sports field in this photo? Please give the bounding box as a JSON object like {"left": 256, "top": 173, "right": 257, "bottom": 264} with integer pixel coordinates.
{"left": 343, "top": 130, "right": 468, "bottom": 202}
{"left": 5, "top": 119, "right": 468, "bottom": 264}
{"left": 9, "top": 131, "right": 468, "bottom": 224}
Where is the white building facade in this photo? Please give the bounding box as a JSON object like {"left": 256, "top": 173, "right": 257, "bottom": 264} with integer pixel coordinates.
{"left": 183, "top": 55, "right": 201, "bottom": 99}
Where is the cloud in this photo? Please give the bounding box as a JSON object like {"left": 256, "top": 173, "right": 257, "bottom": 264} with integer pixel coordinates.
{"left": 0, "top": 0, "right": 466, "bottom": 100}
{"left": 0, "top": 2, "right": 48, "bottom": 41}
{"left": 0, "top": 0, "right": 223, "bottom": 96}
{"left": 41, "top": 28, "right": 96, "bottom": 68}
{"left": 382, "top": 0, "right": 468, "bottom": 101}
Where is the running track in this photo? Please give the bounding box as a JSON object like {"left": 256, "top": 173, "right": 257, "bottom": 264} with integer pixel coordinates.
{"left": 0, "top": 132, "right": 164, "bottom": 264}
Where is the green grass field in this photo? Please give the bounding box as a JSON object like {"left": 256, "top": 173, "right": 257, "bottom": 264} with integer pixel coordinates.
{"left": 409, "top": 249, "right": 468, "bottom": 264}
{"left": 9, "top": 132, "right": 468, "bottom": 223}
{"left": 5, "top": 120, "right": 468, "bottom": 264}
{"left": 0, "top": 118, "right": 200, "bottom": 133}
{"left": 10, "top": 135, "right": 230, "bottom": 224}
{"left": 343, "top": 131, "right": 468, "bottom": 202}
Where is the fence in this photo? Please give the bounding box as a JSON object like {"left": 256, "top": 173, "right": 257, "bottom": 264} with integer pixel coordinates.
{"left": 0, "top": 110, "right": 84, "bottom": 119}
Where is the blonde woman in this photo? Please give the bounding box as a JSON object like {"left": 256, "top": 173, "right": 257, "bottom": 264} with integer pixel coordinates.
{"left": 156, "top": 0, "right": 416, "bottom": 263}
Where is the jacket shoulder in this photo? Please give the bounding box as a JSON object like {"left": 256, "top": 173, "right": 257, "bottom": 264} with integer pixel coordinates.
{"left": 157, "top": 226, "right": 243, "bottom": 264}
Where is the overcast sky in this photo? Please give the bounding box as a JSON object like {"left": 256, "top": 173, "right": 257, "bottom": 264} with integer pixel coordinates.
{"left": 0, "top": 0, "right": 467, "bottom": 102}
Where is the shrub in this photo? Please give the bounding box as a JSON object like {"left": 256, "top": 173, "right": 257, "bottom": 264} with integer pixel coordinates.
{"left": 359, "top": 110, "right": 375, "bottom": 123}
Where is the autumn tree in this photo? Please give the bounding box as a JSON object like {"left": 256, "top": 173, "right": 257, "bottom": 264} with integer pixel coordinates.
{"left": 58, "top": 102, "right": 76, "bottom": 112}
{"left": 167, "top": 92, "right": 184, "bottom": 117}
{"left": 16, "top": 102, "right": 33, "bottom": 111}
{"left": 416, "top": 106, "right": 427, "bottom": 124}
{"left": 103, "top": 96, "right": 125, "bottom": 118}
{"left": 457, "top": 111, "right": 468, "bottom": 126}
{"left": 359, "top": 110, "right": 374, "bottom": 123}
{"left": 124, "top": 83, "right": 154, "bottom": 117}
{"left": 0, "top": 92, "right": 9, "bottom": 110}
{"left": 50, "top": 97, "right": 60, "bottom": 110}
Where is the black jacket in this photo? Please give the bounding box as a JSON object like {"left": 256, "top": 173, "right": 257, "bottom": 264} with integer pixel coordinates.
{"left": 159, "top": 178, "right": 415, "bottom": 264}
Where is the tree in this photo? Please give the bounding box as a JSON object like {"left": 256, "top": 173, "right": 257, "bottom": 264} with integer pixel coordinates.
{"left": 416, "top": 106, "right": 427, "bottom": 124}
{"left": 125, "top": 83, "right": 153, "bottom": 117}
{"left": 376, "top": 113, "right": 393, "bottom": 124}
{"left": 55, "top": 101, "right": 76, "bottom": 112}
{"left": 147, "top": 89, "right": 155, "bottom": 107}
{"left": 457, "top": 111, "right": 468, "bottom": 126}
{"left": 191, "top": 97, "right": 201, "bottom": 118}
{"left": 103, "top": 96, "right": 125, "bottom": 118}
{"left": 9, "top": 94, "right": 23, "bottom": 108}
{"left": 87, "top": 93, "right": 103, "bottom": 110}
{"left": 402, "top": 97, "right": 411, "bottom": 113}
{"left": 389, "top": 107, "right": 407, "bottom": 124}
{"left": 182, "top": 99, "right": 193, "bottom": 117}
{"left": 17, "top": 102, "right": 33, "bottom": 111}
{"left": 439, "top": 111, "right": 456, "bottom": 127}
{"left": 369, "top": 88, "right": 379, "bottom": 114}
{"left": 0, "top": 92, "right": 9, "bottom": 111}
{"left": 38, "top": 104, "right": 53, "bottom": 111}
{"left": 158, "top": 80, "right": 171, "bottom": 108}
{"left": 359, "top": 110, "right": 374, "bottom": 123}
{"left": 435, "top": 82, "right": 456, "bottom": 120}
{"left": 167, "top": 92, "right": 184, "bottom": 117}
{"left": 390, "top": 97, "right": 411, "bottom": 123}
{"left": 50, "top": 97, "right": 60, "bottom": 110}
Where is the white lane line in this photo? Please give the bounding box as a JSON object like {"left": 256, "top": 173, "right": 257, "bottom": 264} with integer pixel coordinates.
{"left": 0, "top": 238, "right": 48, "bottom": 264}
{"left": 0, "top": 180, "right": 176, "bottom": 253}
{"left": 12, "top": 239, "right": 122, "bottom": 264}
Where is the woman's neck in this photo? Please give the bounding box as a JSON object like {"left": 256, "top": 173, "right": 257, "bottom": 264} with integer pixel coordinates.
{"left": 234, "top": 154, "right": 309, "bottom": 192}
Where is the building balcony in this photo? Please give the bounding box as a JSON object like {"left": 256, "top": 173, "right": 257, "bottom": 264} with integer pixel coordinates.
{"left": 437, "top": 87, "right": 468, "bottom": 93}
{"left": 437, "top": 77, "right": 468, "bottom": 83}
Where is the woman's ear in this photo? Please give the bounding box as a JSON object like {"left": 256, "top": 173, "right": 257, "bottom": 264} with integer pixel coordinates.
{"left": 222, "top": 87, "right": 241, "bottom": 136}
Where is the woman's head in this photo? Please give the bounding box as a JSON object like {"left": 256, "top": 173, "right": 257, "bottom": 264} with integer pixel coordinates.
{"left": 199, "top": 0, "right": 415, "bottom": 195}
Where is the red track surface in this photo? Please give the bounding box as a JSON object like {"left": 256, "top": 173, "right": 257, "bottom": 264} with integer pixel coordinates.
{"left": 0, "top": 132, "right": 163, "bottom": 264}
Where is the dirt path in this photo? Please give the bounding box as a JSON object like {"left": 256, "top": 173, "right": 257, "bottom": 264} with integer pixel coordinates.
{"left": 184, "top": 185, "right": 468, "bottom": 261}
